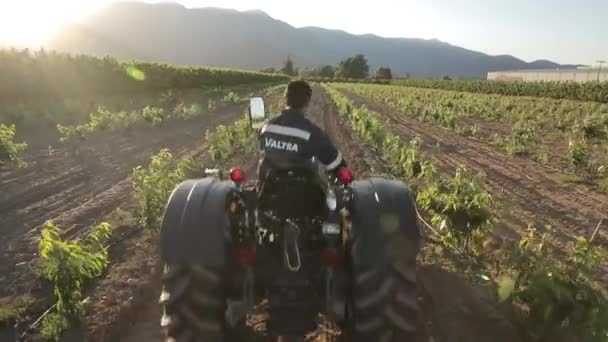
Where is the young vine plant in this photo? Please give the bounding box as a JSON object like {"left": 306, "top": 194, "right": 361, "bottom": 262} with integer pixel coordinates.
{"left": 131, "top": 149, "right": 193, "bottom": 231}
{"left": 0, "top": 123, "right": 28, "bottom": 165}
{"left": 38, "top": 220, "right": 113, "bottom": 340}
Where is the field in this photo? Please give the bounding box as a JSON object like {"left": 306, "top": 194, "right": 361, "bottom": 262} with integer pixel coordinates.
{"left": 1, "top": 50, "right": 607, "bottom": 341}
{"left": 323, "top": 81, "right": 608, "bottom": 341}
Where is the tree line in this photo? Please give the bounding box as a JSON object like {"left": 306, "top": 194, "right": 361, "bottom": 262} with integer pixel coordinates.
{"left": 261, "top": 54, "right": 394, "bottom": 80}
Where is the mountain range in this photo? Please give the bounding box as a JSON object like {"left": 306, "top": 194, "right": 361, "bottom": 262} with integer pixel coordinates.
{"left": 47, "top": 2, "right": 576, "bottom": 78}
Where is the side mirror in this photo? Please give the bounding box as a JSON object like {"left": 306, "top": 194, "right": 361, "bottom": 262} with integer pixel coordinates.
{"left": 248, "top": 97, "right": 266, "bottom": 129}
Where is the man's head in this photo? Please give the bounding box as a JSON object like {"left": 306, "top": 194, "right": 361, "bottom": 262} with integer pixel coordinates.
{"left": 285, "top": 80, "right": 312, "bottom": 110}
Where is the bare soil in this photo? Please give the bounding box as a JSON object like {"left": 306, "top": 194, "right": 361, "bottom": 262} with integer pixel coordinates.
{"left": 0, "top": 102, "right": 246, "bottom": 341}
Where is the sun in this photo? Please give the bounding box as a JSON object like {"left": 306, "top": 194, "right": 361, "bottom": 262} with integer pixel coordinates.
{"left": 0, "top": 1, "right": 101, "bottom": 46}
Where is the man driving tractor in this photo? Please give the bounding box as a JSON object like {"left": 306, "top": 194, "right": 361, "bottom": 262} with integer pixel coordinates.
{"left": 257, "top": 80, "right": 347, "bottom": 180}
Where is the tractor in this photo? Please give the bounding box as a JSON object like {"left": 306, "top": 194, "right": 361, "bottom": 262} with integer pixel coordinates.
{"left": 158, "top": 98, "right": 421, "bottom": 341}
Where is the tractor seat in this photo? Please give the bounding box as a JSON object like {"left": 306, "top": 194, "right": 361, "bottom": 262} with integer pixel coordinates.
{"left": 258, "top": 157, "right": 327, "bottom": 219}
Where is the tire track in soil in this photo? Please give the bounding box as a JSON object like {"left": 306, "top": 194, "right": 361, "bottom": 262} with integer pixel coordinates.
{"left": 338, "top": 89, "right": 608, "bottom": 245}
{"left": 0, "top": 105, "right": 245, "bottom": 302}
{"left": 314, "top": 85, "right": 524, "bottom": 342}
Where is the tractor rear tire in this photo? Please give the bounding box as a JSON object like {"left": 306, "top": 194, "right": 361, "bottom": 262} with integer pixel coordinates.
{"left": 160, "top": 263, "right": 226, "bottom": 342}
{"left": 351, "top": 260, "right": 417, "bottom": 341}
{"left": 348, "top": 178, "right": 421, "bottom": 342}
{"left": 158, "top": 178, "right": 236, "bottom": 341}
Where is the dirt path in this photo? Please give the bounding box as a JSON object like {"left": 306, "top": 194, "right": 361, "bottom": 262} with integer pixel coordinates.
{"left": 338, "top": 89, "right": 608, "bottom": 245}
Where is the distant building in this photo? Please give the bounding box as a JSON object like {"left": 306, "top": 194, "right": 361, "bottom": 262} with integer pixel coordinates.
{"left": 487, "top": 67, "right": 608, "bottom": 82}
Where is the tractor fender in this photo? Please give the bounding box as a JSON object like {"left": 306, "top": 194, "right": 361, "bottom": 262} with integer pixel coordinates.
{"left": 160, "top": 177, "right": 234, "bottom": 266}
{"left": 349, "top": 177, "right": 421, "bottom": 268}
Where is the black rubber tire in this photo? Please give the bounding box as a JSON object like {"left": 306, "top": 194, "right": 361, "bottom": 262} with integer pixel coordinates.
{"left": 346, "top": 178, "right": 420, "bottom": 341}
{"left": 351, "top": 258, "right": 418, "bottom": 342}
{"left": 159, "top": 263, "right": 227, "bottom": 342}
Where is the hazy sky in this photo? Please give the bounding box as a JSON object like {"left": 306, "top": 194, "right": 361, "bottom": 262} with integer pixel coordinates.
{"left": 0, "top": 0, "right": 606, "bottom": 64}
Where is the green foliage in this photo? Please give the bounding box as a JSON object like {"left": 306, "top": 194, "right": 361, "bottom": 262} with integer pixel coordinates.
{"left": 141, "top": 106, "right": 165, "bottom": 126}
{"left": 333, "top": 82, "right": 608, "bottom": 181}
{"left": 206, "top": 115, "right": 255, "bottom": 162}
{"left": 576, "top": 112, "right": 608, "bottom": 139}
{"left": 305, "top": 77, "right": 388, "bottom": 84}
{"left": 89, "top": 107, "right": 121, "bottom": 131}
{"left": 158, "top": 89, "right": 178, "bottom": 108}
{"left": 391, "top": 79, "right": 608, "bottom": 103}
{"left": 206, "top": 85, "right": 284, "bottom": 165}
{"left": 333, "top": 83, "right": 465, "bottom": 129}
{"left": 40, "top": 313, "right": 69, "bottom": 341}
{"left": 506, "top": 117, "right": 539, "bottom": 156}
{"left": 1, "top": 81, "right": 279, "bottom": 129}
{"left": 281, "top": 56, "right": 298, "bottom": 76}
{"left": 173, "top": 103, "right": 202, "bottom": 120}
{"left": 336, "top": 54, "right": 370, "bottom": 79}
{"left": 264, "top": 84, "right": 288, "bottom": 98}
{"left": 57, "top": 123, "right": 91, "bottom": 144}
{"left": 56, "top": 106, "right": 134, "bottom": 144}
{"left": 325, "top": 81, "right": 608, "bottom": 338}
{"left": 0, "top": 48, "right": 289, "bottom": 102}
{"left": 304, "top": 65, "right": 335, "bottom": 78}
{"left": 386, "top": 136, "right": 427, "bottom": 180}
{"left": 495, "top": 226, "right": 608, "bottom": 340}
{"left": 222, "top": 91, "right": 242, "bottom": 105}
{"left": 333, "top": 83, "right": 608, "bottom": 140}
{"left": 0, "top": 123, "right": 28, "bottom": 164}
{"left": 323, "top": 84, "right": 428, "bottom": 181}
{"left": 318, "top": 65, "right": 336, "bottom": 78}
{"left": 375, "top": 67, "right": 393, "bottom": 79}
{"left": 568, "top": 139, "right": 591, "bottom": 170}
{"left": 56, "top": 102, "right": 201, "bottom": 143}
{"left": 323, "top": 83, "right": 494, "bottom": 256}
{"left": 132, "top": 149, "right": 193, "bottom": 231}
{"left": 38, "top": 221, "right": 112, "bottom": 339}
{"left": 39, "top": 221, "right": 112, "bottom": 317}
{"left": 416, "top": 166, "right": 494, "bottom": 256}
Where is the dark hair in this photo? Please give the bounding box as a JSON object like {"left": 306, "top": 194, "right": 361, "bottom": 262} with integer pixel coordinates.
{"left": 285, "top": 80, "right": 312, "bottom": 109}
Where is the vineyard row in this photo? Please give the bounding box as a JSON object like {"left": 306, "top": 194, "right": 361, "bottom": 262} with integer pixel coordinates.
{"left": 321, "top": 83, "right": 608, "bottom": 340}
{"left": 390, "top": 79, "right": 608, "bottom": 104}
{"left": 332, "top": 82, "right": 608, "bottom": 190}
